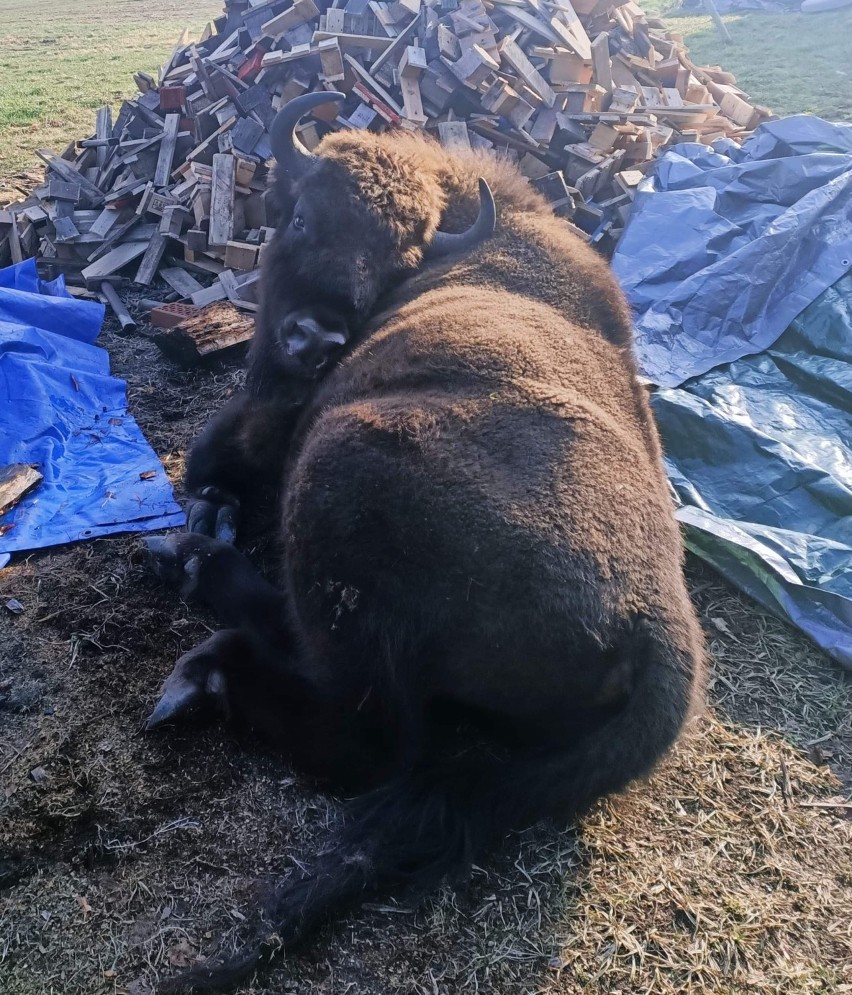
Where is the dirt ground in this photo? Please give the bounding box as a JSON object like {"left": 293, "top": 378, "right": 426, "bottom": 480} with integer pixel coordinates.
{"left": 2, "top": 305, "right": 852, "bottom": 995}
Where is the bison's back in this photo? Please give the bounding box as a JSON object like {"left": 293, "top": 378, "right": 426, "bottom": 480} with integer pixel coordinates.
{"left": 281, "top": 286, "right": 689, "bottom": 718}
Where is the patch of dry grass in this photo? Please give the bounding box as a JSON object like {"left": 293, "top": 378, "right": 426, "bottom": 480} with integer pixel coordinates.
{"left": 548, "top": 718, "right": 852, "bottom": 994}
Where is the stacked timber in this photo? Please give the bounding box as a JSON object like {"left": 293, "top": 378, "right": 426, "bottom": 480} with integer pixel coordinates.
{"left": 0, "top": 0, "right": 770, "bottom": 334}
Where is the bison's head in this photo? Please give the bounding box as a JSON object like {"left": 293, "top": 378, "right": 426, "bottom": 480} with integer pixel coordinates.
{"left": 256, "top": 92, "right": 495, "bottom": 381}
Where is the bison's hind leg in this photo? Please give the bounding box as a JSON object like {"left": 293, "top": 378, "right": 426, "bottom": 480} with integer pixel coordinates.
{"left": 146, "top": 626, "right": 412, "bottom": 787}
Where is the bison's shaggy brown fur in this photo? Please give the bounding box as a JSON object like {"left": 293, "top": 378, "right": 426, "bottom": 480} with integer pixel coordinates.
{"left": 148, "top": 121, "right": 706, "bottom": 993}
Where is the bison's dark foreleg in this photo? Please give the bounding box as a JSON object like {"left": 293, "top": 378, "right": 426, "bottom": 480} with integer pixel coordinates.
{"left": 145, "top": 625, "right": 303, "bottom": 737}
{"left": 145, "top": 532, "right": 412, "bottom": 785}
{"left": 186, "top": 485, "right": 240, "bottom": 544}
{"left": 146, "top": 533, "right": 288, "bottom": 645}
{"left": 145, "top": 628, "right": 243, "bottom": 729}
{"left": 184, "top": 392, "right": 306, "bottom": 542}
{"left": 144, "top": 533, "right": 298, "bottom": 737}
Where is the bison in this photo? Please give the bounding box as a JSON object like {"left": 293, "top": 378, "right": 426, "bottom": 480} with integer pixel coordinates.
{"left": 145, "top": 92, "right": 706, "bottom": 991}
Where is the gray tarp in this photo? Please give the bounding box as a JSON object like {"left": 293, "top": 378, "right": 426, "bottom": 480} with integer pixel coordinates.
{"left": 611, "top": 117, "right": 852, "bottom": 668}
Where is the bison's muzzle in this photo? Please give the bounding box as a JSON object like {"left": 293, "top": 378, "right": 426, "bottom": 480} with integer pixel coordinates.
{"left": 277, "top": 307, "right": 350, "bottom": 379}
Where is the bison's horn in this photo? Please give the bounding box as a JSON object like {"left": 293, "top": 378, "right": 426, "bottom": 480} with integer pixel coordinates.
{"left": 427, "top": 178, "right": 497, "bottom": 260}
{"left": 270, "top": 91, "right": 346, "bottom": 180}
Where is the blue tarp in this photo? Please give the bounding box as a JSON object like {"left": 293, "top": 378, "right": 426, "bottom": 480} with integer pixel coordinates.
{"left": 613, "top": 116, "right": 852, "bottom": 668}
{"left": 0, "top": 259, "right": 184, "bottom": 568}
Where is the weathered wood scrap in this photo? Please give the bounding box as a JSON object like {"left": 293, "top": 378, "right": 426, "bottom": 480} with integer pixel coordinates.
{"left": 153, "top": 301, "right": 255, "bottom": 366}
{"left": 209, "top": 153, "right": 236, "bottom": 248}
{"left": 160, "top": 266, "right": 205, "bottom": 298}
{"left": 154, "top": 114, "right": 181, "bottom": 187}
{"left": 0, "top": 465, "right": 43, "bottom": 518}
{"left": 81, "top": 242, "right": 148, "bottom": 282}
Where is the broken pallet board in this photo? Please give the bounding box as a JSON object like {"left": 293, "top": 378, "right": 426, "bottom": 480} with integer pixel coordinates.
{"left": 153, "top": 301, "right": 255, "bottom": 365}
{"left": 0, "top": 464, "right": 44, "bottom": 518}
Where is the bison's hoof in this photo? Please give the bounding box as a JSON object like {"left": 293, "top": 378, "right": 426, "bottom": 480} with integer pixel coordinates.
{"left": 145, "top": 532, "right": 233, "bottom": 599}
{"left": 146, "top": 637, "right": 231, "bottom": 731}
{"left": 187, "top": 486, "right": 240, "bottom": 543}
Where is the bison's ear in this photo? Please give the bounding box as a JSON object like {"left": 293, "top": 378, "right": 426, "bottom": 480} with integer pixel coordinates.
{"left": 264, "top": 169, "right": 291, "bottom": 229}
{"left": 426, "top": 179, "right": 497, "bottom": 260}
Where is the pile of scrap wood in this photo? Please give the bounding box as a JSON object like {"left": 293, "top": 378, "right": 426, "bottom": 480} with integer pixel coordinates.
{"left": 0, "top": 0, "right": 770, "bottom": 355}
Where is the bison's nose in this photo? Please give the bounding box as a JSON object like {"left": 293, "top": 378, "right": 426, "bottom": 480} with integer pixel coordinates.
{"left": 278, "top": 311, "right": 349, "bottom": 379}
{"left": 284, "top": 317, "right": 319, "bottom": 359}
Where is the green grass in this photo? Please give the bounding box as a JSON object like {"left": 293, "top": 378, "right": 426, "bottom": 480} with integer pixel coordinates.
{"left": 0, "top": 0, "right": 850, "bottom": 178}
{"left": 644, "top": 0, "right": 852, "bottom": 121}
{"left": 0, "top": 0, "right": 220, "bottom": 176}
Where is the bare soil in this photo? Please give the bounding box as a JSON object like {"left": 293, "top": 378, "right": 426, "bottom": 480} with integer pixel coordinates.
{"left": 2, "top": 308, "right": 851, "bottom": 995}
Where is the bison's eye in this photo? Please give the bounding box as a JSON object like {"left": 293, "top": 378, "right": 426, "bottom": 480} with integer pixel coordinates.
{"left": 292, "top": 214, "right": 305, "bottom": 231}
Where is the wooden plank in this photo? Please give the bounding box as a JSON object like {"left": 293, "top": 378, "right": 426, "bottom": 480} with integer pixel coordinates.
{"left": 154, "top": 114, "right": 181, "bottom": 188}
{"left": 225, "top": 241, "right": 259, "bottom": 271}
{"left": 219, "top": 268, "right": 242, "bottom": 305}
{"left": 21, "top": 205, "right": 49, "bottom": 225}
{"left": 324, "top": 8, "right": 346, "bottom": 31}
{"left": 160, "top": 266, "right": 205, "bottom": 298}
{"left": 35, "top": 150, "right": 105, "bottom": 206}
{"left": 370, "top": 10, "right": 422, "bottom": 77}
{"left": 444, "top": 45, "right": 499, "bottom": 89}
{"left": 81, "top": 241, "right": 148, "bottom": 282}
{"left": 719, "top": 90, "right": 758, "bottom": 128}
{"left": 437, "top": 120, "right": 471, "bottom": 152}
{"left": 187, "top": 117, "right": 237, "bottom": 165}
{"left": 262, "top": 0, "right": 321, "bottom": 38}
{"left": 399, "top": 75, "right": 427, "bottom": 125}
{"left": 497, "top": 36, "right": 555, "bottom": 108}
{"left": 529, "top": 106, "right": 558, "bottom": 143}
{"left": 190, "top": 279, "right": 227, "bottom": 307}
{"left": 95, "top": 106, "right": 112, "bottom": 172}
{"left": 436, "top": 22, "right": 459, "bottom": 59}
{"left": 134, "top": 230, "right": 170, "bottom": 286}
{"left": 391, "top": 0, "right": 420, "bottom": 21}
{"left": 86, "top": 216, "right": 142, "bottom": 262}
{"left": 590, "top": 32, "right": 613, "bottom": 94}
{"left": 548, "top": 0, "right": 592, "bottom": 60}
{"left": 318, "top": 37, "right": 346, "bottom": 82}
{"left": 53, "top": 216, "right": 81, "bottom": 242}
{"left": 209, "top": 153, "right": 236, "bottom": 248}
{"left": 344, "top": 54, "right": 405, "bottom": 113}
{"left": 0, "top": 465, "right": 43, "bottom": 518}
{"left": 89, "top": 208, "right": 121, "bottom": 239}
{"left": 47, "top": 177, "right": 82, "bottom": 202}
{"left": 261, "top": 43, "right": 318, "bottom": 68}
{"left": 398, "top": 45, "right": 428, "bottom": 125}
{"left": 491, "top": 4, "right": 560, "bottom": 44}
{"left": 481, "top": 80, "right": 523, "bottom": 116}
{"left": 160, "top": 205, "right": 189, "bottom": 236}
{"left": 8, "top": 215, "right": 24, "bottom": 264}
{"left": 312, "top": 30, "right": 396, "bottom": 53}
